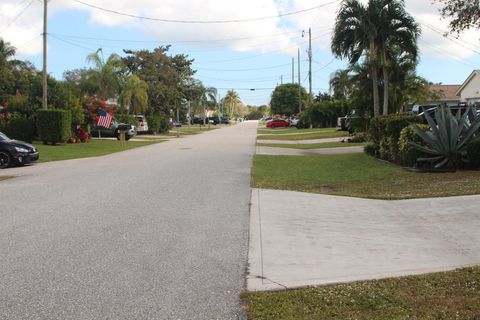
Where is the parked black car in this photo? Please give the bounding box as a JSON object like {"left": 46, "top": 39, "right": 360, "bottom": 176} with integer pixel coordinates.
{"left": 90, "top": 120, "right": 137, "bottom": 140}
{"left": 0, "top": 132, "right": 39, "bottom": 168}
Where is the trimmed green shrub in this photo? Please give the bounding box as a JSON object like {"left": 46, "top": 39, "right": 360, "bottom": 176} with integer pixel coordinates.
{"left": 364, "top": 143, "right": 376, "bottom": 157}
{"left": 37, "top": 109, "right": 72, "bottom": 145}
{"left": 467, "top": 137, "right": 480, "bottom": 169}
{"left": 2, "top": 115, "right": 36, "bottom": 142}
{"left": 398, "top": 124, "right": 429, "bottom": 167}
{"left": 159, "top": 114, "right": 172, "bottom": 133}
{"left": 368, "top": 113, "right": 422, "bottom": 162}
{"left": 146, "top": 115, "right": 160, "bottom": 133}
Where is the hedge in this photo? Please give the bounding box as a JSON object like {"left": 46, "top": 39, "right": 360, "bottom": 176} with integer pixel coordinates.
{"left": 368, "top": 113, "right": 422, "bottom": 162}
{"left": 0, "top": 114, "right": 36, "bottom": 143}
{"left": 467, "top": 137, "right": 480, "bottom": 169}
{"left": 146, "top": 114, "right": 172, "bottom": 133}
{"left": 37, "top": 109, "right": 72, "bottom": 144}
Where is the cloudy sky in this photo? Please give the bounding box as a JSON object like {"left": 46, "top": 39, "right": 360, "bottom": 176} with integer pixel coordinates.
{"left": 1, "top": 0, "right": 479, "bottom": 105}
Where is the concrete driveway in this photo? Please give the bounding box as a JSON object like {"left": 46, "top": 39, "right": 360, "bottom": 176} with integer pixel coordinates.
{"left": 248, "top": 188, "right": 480, "bottom": 291}
{"left": 0, "top": 121, "right": 258, "bottom": 319}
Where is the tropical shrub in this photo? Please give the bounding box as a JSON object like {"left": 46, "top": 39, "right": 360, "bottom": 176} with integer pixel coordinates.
{"left": 411, "top": 105, "right": 480, "bottom": 168}
{"left": 368, "top": 113, "right": 421, "bottom": 161}
{"left": 37, "top": 109, "right": 72, "bottom": 145}
{"left": 146, "top": 115, "right": 160, "bottom": 133}
{"left": 116, "top": 114, "right": 138, "bottom": 126}
{"left": 364, "top": 143, "right": 376, "bottom": 157}
{"left": 466, "top": 137, "right": 480, "bottom": 169}
{"left": 398, "top": 124, "right": 429, "bottom": 166}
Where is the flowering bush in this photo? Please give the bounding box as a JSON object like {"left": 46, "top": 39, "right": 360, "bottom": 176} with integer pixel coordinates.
{"left": 82, "top": 98, "right": 115, "bottom": 127}
{"left": 75, "top": 127, "right": 90, "bottom": 143}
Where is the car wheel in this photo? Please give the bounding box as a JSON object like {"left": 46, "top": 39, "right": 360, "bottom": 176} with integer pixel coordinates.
{"left": 125, "top": 135, "right": 132, "bottom": 141}
{"left": 271, "top": 125, "right": 276, "bottom": 129}
{"left": 0, "top": 151, "right": 12, "bottom": 169}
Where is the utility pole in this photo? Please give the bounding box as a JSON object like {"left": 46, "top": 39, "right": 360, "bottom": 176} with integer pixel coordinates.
{"left": 308, "top": 27, "right": 312, "bottom": 105}
{"left": 298, "top": 48, "right": 301, "bottom": 113}
{"left": 42, "top": 0, "right": 48, "bottom": 109}
{"left": 280, "top": 75, "right": 283, "bottom": 85}
{"left": 291, "top": 57, "right": 294, "bottom": 83}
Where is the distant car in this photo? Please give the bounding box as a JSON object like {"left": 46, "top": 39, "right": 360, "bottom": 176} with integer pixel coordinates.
{"left": 220, "top": 116, "right": 230, "bottom": 124}
{"left": 90, "top": 120, "right": 137, "bottom": 140}
{"left": 133, "top": 115, "right": 149, "bottom": 133}
{"left": 289, "top": 117, "right": 299, "bottom": 127}
{"left": 266, "top": 119, "right": 289, "bottom": 128}
{"left": 0, "top": 132, "right": 39, "bottom": 168}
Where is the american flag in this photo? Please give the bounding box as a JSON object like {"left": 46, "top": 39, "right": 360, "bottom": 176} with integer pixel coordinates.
{"left": 97, "top": 109, "right": 113, "bottom": 128}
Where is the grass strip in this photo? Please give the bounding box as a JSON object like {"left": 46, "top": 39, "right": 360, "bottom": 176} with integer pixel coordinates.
{"left": 34, "top": 139, "right": 163, "bottom": 162}
{"left": 257, "top": 128, "right": 342, "bottom": 135}
{"left": 257, "top": 131, "right": 347, "bottom": 141}
{"left": 257, "top": 142, "right": 366, "bottom": 149}
{"left": 0, "top": 176, "right": 14, "bottom": 181}
{"left": 241, "top": 266, "right": 480, "bottom": 320}
{"left": 253, "top": 153, "right": 480, "bottom": 199}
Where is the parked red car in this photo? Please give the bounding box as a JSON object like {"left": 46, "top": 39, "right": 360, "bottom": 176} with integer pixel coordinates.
{"left": 266, "top": 119, "right": 289, "bottom": 128}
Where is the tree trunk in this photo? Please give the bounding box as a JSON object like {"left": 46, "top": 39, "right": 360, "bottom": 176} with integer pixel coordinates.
{"left": 369, "top": 40, "right": 380, "bottom": 118}
{"left": 382, "top": 65, "right": 389, "bottom": 115}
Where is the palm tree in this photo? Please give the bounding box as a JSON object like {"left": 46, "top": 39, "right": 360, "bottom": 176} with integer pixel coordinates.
{"left": 332, "top": 0, "right": 380, "bottom": 117}
{"left": 376, "top": 0, "right": 420, "bottom": 115}
{"left": 223, "top": 90, "right": 241, "bottom": 118}
{"left": 0, "top": 39, "right": 16, "bottom": 65}
{"left": 86, "top": 48, "right": 125, "bottom": 100}
{"left": 332, "top": 0, "right": 420, "bottom": 117}
{"left": 329, "top": 69, "right": 351, "bottom": 100}
{"left": 120, "top": 75, "right": 149, "bottom": 115}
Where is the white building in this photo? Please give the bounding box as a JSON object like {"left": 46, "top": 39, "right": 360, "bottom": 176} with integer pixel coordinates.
{"left": 456, "top": 70, "right": 480, "bottom": 105}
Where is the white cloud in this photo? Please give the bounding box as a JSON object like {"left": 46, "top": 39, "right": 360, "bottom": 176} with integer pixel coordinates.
{"left": 0, "top": 0, "right": 478, "bottom": 61}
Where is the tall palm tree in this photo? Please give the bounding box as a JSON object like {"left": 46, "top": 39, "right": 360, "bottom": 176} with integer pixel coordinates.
{"left": 120, "top": 75, "right": 149, "bottom": 115}
{"left": 332, "top": 0, "right": 380, "bottom": 117}
{"left": 0, "top": 39, "right": 16, "bottom": 65}
{"left": 376, "top": 0, "right": 420, "bottom": 115}
{"left": 223, "top": 90, "right": 241, "bottom": 118}
{"left": 329, "top": 69, "right": 351, "bottom": 100}
{"left": 86, "top": 48, "right": 125, "bottom": 100}
{"left": 332, "top": 0, "right": 420, "bottom": 117}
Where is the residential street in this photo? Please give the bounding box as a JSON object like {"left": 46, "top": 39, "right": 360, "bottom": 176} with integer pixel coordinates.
{"left": 0, "top": 121, "right": 257, "bottom": 319}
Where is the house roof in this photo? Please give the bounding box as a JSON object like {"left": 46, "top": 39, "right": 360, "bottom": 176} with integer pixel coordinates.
{"left": 429, "top": 84, "right": 461, "bottom": 101}
{"left": 456, "top": 70, "right": 480, "bottom": 96}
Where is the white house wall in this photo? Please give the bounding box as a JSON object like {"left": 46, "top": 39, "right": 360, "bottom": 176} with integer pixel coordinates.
{"left": 460, "top": 72, "right": 480, "bottom": 104}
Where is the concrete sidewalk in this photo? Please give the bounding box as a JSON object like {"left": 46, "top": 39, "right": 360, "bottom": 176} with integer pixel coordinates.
{"left": 256, "top": 145, "right": 364, "bottom": 156}
{"left": 247, "top": 188, "right": 480, "bottom": 291}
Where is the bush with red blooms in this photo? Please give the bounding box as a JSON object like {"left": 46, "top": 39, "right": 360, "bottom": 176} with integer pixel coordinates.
{"left": 75, "top": 127, "right": 90, "bottom": 143}
{"left": 82, "top": 98, "right": 115, "bottom": 127}
{"left": 0, "top": 101, "right": 10, "bottom": 122}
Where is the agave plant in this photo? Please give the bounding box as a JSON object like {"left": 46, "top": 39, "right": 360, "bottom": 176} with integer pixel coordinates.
{"left": 410, "top": 105, "right": 480, "bottom": 168}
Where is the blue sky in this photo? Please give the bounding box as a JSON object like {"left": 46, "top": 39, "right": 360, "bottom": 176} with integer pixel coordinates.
{"left": 1, "top": 0, "right": 479, "bottom": 106}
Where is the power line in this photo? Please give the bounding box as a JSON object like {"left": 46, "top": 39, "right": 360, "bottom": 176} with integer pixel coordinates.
{"left": 419, "top": 38, "right": 477, "bottom": 68}
{"left": 0, "top": 0, "right": 35, "bottom": 34}
{"left": 49, "top": 29, "right": 305, "bottom": 44}
{"left": 196, "top": 62, "right": 298, "bottom": 72}
{"left": 70, "top": 0, "right": 340, "bottom": 24}
{"left": 418, "top": 19, "right": 480, "bottom": 55}
{"left": 0, "top": 0, "right": 29, "bottom": 17}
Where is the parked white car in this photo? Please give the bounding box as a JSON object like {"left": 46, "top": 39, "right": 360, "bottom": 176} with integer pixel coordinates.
{"left": 134, "top": 115, "right": 149, "bottom": 133}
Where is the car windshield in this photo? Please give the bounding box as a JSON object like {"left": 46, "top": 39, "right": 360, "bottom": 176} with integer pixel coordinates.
{"left": 0, "top": 132, "right": 11, "bottom": 141}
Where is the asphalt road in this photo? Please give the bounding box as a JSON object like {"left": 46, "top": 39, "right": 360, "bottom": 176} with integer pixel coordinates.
{"left": 0, "top": 121, "right": 258, "bottom": 320}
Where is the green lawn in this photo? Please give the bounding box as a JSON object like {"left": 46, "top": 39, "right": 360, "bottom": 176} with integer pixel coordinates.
{"left": 257, "top": 142, "right": 366, "bottom": 149}
{"left": 253, "top": 153, "right": 480, "bottom": 199}
{"left": 242, "top": 267, "right": 480, "bottom": 320}
{"left": 34, "top": 139, "right": 163, "bottom": 162}
{"left": 257, "top": 128, "right": 348, "bottom": 141}
{"left": 166, "top": 124, "right": 222, "bottom": 136}
{"left": 257, "top": 127, "right": 342, "bottom": 135}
